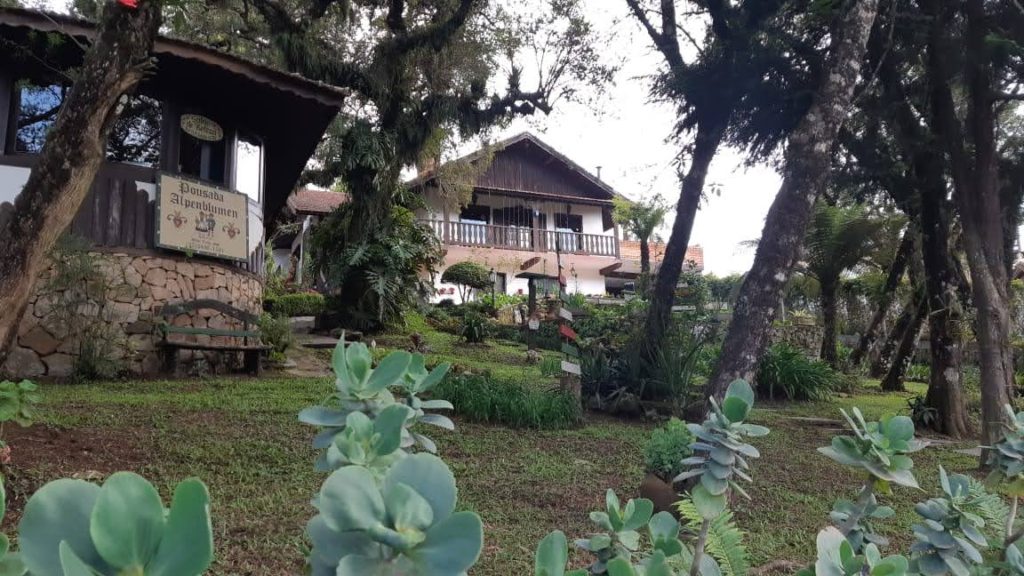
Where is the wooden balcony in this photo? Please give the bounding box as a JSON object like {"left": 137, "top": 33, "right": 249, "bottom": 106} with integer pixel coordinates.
{"left": 422, "top": 219, "right": 619, "bottom": 257}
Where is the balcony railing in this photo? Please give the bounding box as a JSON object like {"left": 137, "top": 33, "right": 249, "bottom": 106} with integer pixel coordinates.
{"left": 422, "top": 219, "right": 619, "bottom": 257}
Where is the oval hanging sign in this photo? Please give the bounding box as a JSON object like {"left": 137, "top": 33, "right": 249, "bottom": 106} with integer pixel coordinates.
{"left": 180, "top": 114, "right": 223, "bottom": 142}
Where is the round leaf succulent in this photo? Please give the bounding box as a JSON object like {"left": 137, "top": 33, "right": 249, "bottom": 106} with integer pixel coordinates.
{"left": 818, "top": 408, "right": 924, "bottom": 490}
{"left": 18, "top": 472, "right": 213, "bottom": 576}
{"left": 986, "top": 404, "right": 1024, "bottom": 496}
{"left": 676, "top": 380, "right": 768, "bottom": 520}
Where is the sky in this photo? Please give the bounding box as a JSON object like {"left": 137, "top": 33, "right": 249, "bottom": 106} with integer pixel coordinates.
{"left": 483, "top": 1, "right": 782, "bottom": 276}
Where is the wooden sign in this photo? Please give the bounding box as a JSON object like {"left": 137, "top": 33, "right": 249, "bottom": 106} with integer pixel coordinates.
{"left": 520, "top": 256, "right": 542, "bottom": 271}
{"left": 558, "top": 324, "right": 578, "bottom": 341}
{"left": 180, "top": 114, "right": 224, "bottom": 142}
{"left": 156, "top": 173, "right": 249, "bottom": 261}
{"left": 558, "top": 307, "right": 573, "bottom": 321}
{"left": 561, "top": 360, "right": 581, "bottom": 376}
{"left": 561, "top": 343, "right": 579, "bottom": 358}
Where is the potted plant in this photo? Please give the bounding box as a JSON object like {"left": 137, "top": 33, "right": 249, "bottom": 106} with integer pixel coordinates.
{"left": 638, "top": 417, "right": 693, "bottom": 515}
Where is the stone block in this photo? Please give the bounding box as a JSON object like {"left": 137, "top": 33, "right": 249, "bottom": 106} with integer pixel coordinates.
{"left": 194, "top": 264, "right": 212, "bottom": 278}
{"left": 43, "top": 353, "right": 75, "bottom": 378}
{"left": 20, "top": 326, "right": 61, "bottom": 356}
{"left": 2, "top": 347, "right": 45, "bottom": 378}
{"left": 128, "top": 334, "right": 156, "bottom": 352}
{"left": 150, "top": 286, "right": 169, "bottom": 301}
{"left": 194, "top": 275, "right": 216, "bottom": 291}
{"left": 177, "top": 262, "right": 195, "bottom": 278}
{"left": 126, "top": 321, "right": 154, "bottom": 335}
{"left": 124, "top": 267, "right": 143, "bottom": 288}
{"left": 144, "top": 267, "right": 167, "bottom": 287}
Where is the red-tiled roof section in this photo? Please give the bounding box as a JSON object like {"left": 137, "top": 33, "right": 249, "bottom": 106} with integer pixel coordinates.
{"left": 287, "top": 188, "right": 349, "bottom": 216}
{"left": 619, "top": 240, "right": 704, "bottom": 272}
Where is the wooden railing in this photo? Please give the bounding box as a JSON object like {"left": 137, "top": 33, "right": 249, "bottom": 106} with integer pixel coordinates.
{"left": 422, "top": 219, "right": 619, "bottom": 257}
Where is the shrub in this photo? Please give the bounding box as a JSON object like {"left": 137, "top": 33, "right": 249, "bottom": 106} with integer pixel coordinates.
{"left": 539, "top": 355, "right": 562, "bottom": 378}
{"left": 643, "top": 418, "right": 694, "bottom": 482}
{"left": 905, "top": 363, "right": 929, "bottom": 383}
{"left": 756, "top": 344, "right": 836, "bottom": 401}
{"left": 461, "top": 311, "right": 488, "bottom": 343}
{"left": 258, "top": 313, "right": 294, "bottom": 360}
{"left": 265, "top": 292, "right": 325, "bottom": 317}
{"left": 433, "top": 373, "right": 580, "bottom": 429}
{"left": 488, "top": 322, "right": 523, "bottom": 342}
{"left": 441, "top": 261, "right": 492, "bottom": 302}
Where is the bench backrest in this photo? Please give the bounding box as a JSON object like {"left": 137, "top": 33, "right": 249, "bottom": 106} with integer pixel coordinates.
{"left": 158, "top": 299, "right": 261, "bottom": 341}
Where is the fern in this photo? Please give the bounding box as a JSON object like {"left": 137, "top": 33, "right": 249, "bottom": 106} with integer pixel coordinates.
{"left": 677, "top": 499, "right": 750, "bottom": 576}
{"left": 963, "top": 477, "right": 1010, "bottom": 539}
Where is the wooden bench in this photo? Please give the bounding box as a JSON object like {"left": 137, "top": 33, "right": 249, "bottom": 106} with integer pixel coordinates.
{"left": 157, "top": 299, "right": 271, "bottom": 375}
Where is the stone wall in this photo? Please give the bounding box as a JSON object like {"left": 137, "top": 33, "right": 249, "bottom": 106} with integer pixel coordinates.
{"left": 1, "top": 252, "right": 262, "bottom": 379}
{"left": 769, "top": 322, "right": 823, "bottom": 357}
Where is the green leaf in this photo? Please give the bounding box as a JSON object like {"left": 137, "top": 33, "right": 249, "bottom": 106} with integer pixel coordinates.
{"left": 621, "top": 498, "right": 654, "bottom": 532}
{"left": 374, "top": 405, "right": 412, "bottom": 456}
{"left": 19, "top": 479, "right": 109, "bottom": 576}
{"left": 319, "top": 466, "right": 386, "bottom": 532}
{"left": 298, "top": 406, "right": 349, "bottom": 427}
{"left": 725, "top": 380, "right": 754, "bottom": 410}
{"left": 409, "top": 511, "right": 483, "bottom": 574}
{"left": 147, "top": 479, "right": 213, "bottom": 576}
{"left": 366, "top": 351, "right": 412, "bottom": 393}
{"left": 89, "top": 472, "right": 165, "bottom": 569}
{"left": 535, "top": 531, "right": 569, "bottom": 576}
{"left": 722, "top": 397, "right": 750, "bottom": 423}
{"left": 386, "top": 483, "right": 434, "bottom": 535}
{"left": 58, "top": 542, "right": 97, "bottom": 576}
{"left": 692, "top": 484, "right": 727, "bottom": 519}
{"left": 882, "top": 416, "right": 914, "bottom": 443}
{"left": 606, "top": 557, "right": 637, "bottom": 576}
{"left": 385, "top": 454, "right": 457, "bottom": 523}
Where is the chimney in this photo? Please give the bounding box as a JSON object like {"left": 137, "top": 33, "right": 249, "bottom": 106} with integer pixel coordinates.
{"left": 596, "top": 165, "right": 603, "bottom": 179}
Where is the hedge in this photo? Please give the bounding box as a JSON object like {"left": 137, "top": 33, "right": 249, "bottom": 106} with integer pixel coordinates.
{"left": 264, "top": 292, "right": 326, "bottom": 317}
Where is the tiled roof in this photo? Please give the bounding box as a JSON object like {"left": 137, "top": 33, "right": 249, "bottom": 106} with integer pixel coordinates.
{"left": 619, "top": 240, "right": 704, "bottom": 272}
{"left": 286, "top": 188, "right": 349, "bottom": 216}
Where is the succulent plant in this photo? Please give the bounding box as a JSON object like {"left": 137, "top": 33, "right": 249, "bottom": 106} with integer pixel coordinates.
{"left": 306, "top": 453, "right": 483, "bottom": 575}
{"left": 17, "top": 472, "right": 213, "bottom": 576}
{"left": 322, "top": 405, "right": 411, "bottom": 477}
{"left": 676, "top": 380, "right": 768, "bottom": 519}
{"left": 535, "top": 531, "right": 587, "bottom": 576}
{"left": 575, "top": 490, "right": 657, "bottom": 573}
{"left": 0, "top": 477, "right": 24, "bottom": 576}
{"left": 987, "top": 405, "right": 1024, "bottom": 496}
{"left": 818, "top": 408, "right": 924, "bottom": 490}
{"left": 910, "top": 467, "right": 988, "bottom": 576}
{"left": 829, "top": 494, "right": 894, "bottom": 553}
{"left": 0, "top": 380, "right": 40, "bottom": 429}
{"left": 299, "top": 340, "right": 454, "bottom": 466}
{"left": 806, "top": 527, "right": 909, "bottom": 576}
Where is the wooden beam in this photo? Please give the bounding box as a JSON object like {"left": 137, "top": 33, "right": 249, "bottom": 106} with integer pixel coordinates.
{"left": 520, "top": 256, "right": 541, "bottom": 271}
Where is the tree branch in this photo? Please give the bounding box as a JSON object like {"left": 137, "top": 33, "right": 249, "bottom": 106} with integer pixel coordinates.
{"left": 388, "top": 0, "right": 478, "bottom": 53}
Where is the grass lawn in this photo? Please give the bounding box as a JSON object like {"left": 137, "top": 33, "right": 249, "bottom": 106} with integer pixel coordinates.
{"left": 5, "top": 341, "right": 984, "bottom": 574}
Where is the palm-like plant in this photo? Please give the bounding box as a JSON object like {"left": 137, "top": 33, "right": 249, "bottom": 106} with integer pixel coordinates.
{"left": 614, "top": 195, "right": 670, "bottom": 274}
{"left": 803, "top": 203, "right": 888, "bottom": 367}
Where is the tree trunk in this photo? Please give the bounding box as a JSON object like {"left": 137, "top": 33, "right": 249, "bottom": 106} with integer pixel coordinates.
{"left": 923, "top": 0, "right": 1013, "bottom": 449}
{"left": 706, "top": 0, "right": 880, "bottom": 398}
{"left": 0, "top": 2, "right": 162, "bottom": 365}
{"left": 642, "top": 121, "right": 725, "bottom": 346}
{"left": 849, "top": 229, "right": 912, "bottom": 368}
{"left": 871, "top": 289, "right": 919, "bottom": 379}
{"left": 819, "top": 278, "right": 840, "bottom": 367}
{"left": 880, "top": 291, "right": 927, "bottom": 392}
{"left": 640, "top": 238, "right": 651, "bottom": 275}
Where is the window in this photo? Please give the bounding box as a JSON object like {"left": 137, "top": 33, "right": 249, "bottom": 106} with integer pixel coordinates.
{"left": 106, "top": 95, "right": 161, "bottom": 167}
{"left": 178, "top": 113, "right": 226, "bottom": 184}
{"left": 493, "top": 272, "right": 507, "bottom": 294}
{"left": 457, "top": 205, "right": 490, "bottom": 245}
{"left": 14, "top": 81, "right": 67, "bottom": 153}
{"left": 234, "top": 134, "right": 264, "bottom": 202}
{"left": 459, "top": 205, "right": 490, "bottom": 223}
{"left": 554, "top": 213, "right": 583, "bottom": 252}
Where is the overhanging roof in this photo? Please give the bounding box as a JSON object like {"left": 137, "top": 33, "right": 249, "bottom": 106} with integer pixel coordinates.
{"left": 0, "top": 7, "right": 346, "bottom": 220}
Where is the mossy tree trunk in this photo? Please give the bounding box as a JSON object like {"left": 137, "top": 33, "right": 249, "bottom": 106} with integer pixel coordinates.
{"left": 0, "top": 1, "right": 162, "bottom": 365}
{"left": 707, "top": 0, "right": 880, "bottom": 398}
{"left": 849, "top": 230, "right": 912, "bottom": 368}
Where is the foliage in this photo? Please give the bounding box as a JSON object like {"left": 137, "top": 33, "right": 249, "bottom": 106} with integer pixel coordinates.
{"left": 0, "top": 380, "right": 40, "bottom": 430}
{"left": 643, "top": 334, "right": 707, "bottom": 408}
{"left": 756, "top": 344, "right": 836, "bottom": 401}
{"left": 298, "top": 340, "right": 454, "bottom": 468}
{"left": 18, "top": 472, "right": 213, "bottom": 576}
{"left": 643, "top": 418, "right": 694, "bottom": 482}
{"left": 311, "top": 205, "right": 443, "bottom": 331}
{"left": 306, "top": 453, "right": 483, "bottom": 574}
{"left": 677, "top": 380, "right": 768, "bottom": 519}
{"left": 265, "top": 292, "right": 326, "bottom": 317}
{"left": 258, "top": 313, "right": 294, "bottom": 359}
{"left": 441, "top": 261, "right": 492, "bottom": 303}
{"left": 43, "top": 235, "right": 125, "bottom": 381}
{"left": 563, "top": 292, "right": 588, "bottom": 310}
{"left": 460, "top": 312, "right": 488, "bottom": 344}
{"left": 613, "top": 195, "right": 669, "bottom": 272}
{"left": 819, "top": 408, "right": 924, "bottom": 489}
{"left": 574, "top": 490, "right": 666, "bottom": 573}
{"left": 540, "top": 356, "right": 562, "bottom": 378}
{"left": 907, "top": 396, "right": 938, "bottom": 431}
{"left": 676, "top": 499, "right": 750, "bottom": 576}
{"left": 911, "top": 467, "right": 990, "bottom": 575}
{"left": 433, "top": 373, "right": 580, "bottom": 430}
{"left": 479, "top": 292, "right": 525, "bottom": 311}
{"left": 986, "top": 405, "right": 1024, "bottom": 496}
{"left": 905, "top": 365, "right": 930, "bottom": 384}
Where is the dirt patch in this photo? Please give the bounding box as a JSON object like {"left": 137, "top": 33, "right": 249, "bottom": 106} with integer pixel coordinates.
{"left": 1, "top": 423, "right": 149, "bottom": 531}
